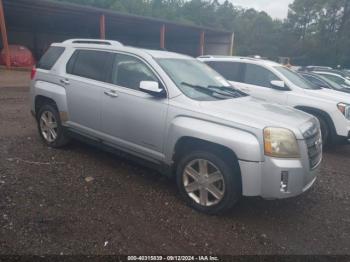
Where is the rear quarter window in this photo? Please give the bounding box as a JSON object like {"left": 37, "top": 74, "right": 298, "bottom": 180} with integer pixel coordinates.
{"left": 37, "top": 46, "right": 65, "bottom": 70}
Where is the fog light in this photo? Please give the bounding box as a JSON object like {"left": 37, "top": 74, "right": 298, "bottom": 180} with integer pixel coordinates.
{"left": 280, "top": 171, "right": 289, "bottom": 193}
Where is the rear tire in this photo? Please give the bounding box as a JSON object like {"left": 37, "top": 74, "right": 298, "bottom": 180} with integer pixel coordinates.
{"left": 176, "top": 150, "right": 241, "bottom": 215}
{"left": 37, "top": 104, "right": 70, "bottom": 148}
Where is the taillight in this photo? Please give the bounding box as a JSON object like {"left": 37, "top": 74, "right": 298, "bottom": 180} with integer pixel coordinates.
{"left": 30, "top": 67, "right": 37, "bottom": 80}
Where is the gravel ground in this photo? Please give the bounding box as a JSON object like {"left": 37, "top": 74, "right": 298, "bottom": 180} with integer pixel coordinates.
{"left": 0, "top": 81, "right": 350, "bottom": 255}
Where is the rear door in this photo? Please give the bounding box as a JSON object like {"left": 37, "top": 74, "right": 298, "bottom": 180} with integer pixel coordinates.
{"left": 64, "top": 49, "right": 114, "bottom": 133}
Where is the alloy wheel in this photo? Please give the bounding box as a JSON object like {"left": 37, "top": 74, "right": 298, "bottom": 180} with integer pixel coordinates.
{"left": 182, "top": 159, "right": 225, "bottom": 207}
{"left": 40, "top": 111, "right": 58, "bottom": 143}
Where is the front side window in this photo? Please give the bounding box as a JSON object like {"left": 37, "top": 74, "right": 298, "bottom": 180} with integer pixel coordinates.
{"left": 67, "top": 50, "right": 111, "bottom": 82}
{"left": 157, "top": 58, "right": 246, "bottom": 101}
{"left": 274, "top": 66, "right": 321, "bottom": 90}
{"left": 111, "top": 54, "right": 158, "bottom": 91}
{"left": 244, "top": 64, "right": 280, "bottom": 88}
{"left": 206, "top": 61, "right": 242, "bottom": 82}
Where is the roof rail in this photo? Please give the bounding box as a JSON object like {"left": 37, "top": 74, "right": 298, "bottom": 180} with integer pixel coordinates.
{"left": 62, "top": 39, "right": 123, "bottom": 47}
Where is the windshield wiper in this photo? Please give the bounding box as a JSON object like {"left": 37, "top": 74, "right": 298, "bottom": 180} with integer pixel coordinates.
{"left": 207, "top": 85, "right": 247, "bottom": 97}
{"left": 181, "top": 82, "right": 239, "bottom": 99}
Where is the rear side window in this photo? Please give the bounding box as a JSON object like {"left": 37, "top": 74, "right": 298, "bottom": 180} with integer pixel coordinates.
{"left": 244, "top": 64, "right": 280, "bottom": 88}
{"left": 66, "top": 50, "right": 112, "bottom": 82}
{"left": 37, "top": 46, "right": 65, "bottom": 70}
{"left": 206, "top": 61, "right": 242, "bottom": 82}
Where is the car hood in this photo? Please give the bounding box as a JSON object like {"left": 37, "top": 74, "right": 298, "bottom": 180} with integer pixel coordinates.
{"left": 303, "top": 88, "right": 350, "bottom": 103}
{"left": 199, "top": 96, "right": 314, "bottom": 138}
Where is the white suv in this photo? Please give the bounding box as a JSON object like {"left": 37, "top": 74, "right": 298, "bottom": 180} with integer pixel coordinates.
{"left": 199, "top": 56, "right": 350, "bottom": 146}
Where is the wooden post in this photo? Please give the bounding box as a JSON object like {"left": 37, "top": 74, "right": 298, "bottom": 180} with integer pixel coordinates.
{"left": 160, "top": 24, "right": 166, "bottom": 49}
{"left": 199, "top": 31, "right": 205, "bottom": 56}
{"left": 229, "top": 32, "right": 235, "bottom": 56}
{"left": 0, "top": 0, "right": 10, "bottom": 69}
{"left": 100, "top": 14, "right": 106, "bottom": 40}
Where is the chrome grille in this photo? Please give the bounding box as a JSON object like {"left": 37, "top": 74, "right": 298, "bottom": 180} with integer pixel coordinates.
{"left": 303, "top": 125, "right": 322, "bottom": 169}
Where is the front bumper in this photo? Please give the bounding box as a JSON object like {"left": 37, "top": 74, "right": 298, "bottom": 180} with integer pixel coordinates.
{"left": 239, "top": 140, "right": 321, "bottom": 199}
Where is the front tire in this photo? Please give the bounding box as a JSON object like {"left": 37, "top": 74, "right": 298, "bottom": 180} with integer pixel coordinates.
{"left": 37, "top": 104, "right": 70, "bottom": 148}
{"left": 176, "top": 150, "right": 241, "bottom": 215}
{"left": 317, "top": 116, "right": 330, "bottom": 146}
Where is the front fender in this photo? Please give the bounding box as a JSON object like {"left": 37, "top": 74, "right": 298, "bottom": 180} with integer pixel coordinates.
{"left": 165, "top": 116, "right": 262, "bottom": 164}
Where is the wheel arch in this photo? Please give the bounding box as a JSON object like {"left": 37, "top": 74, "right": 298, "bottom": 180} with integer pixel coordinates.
{"left": 35, "top": 95, "right": 58, "bottom": 116}
{"left": 172, "top": 136, "right": 238, "bottom": 163}
{"left": 33, "top": 81, "right": 68, "bottom": 121}
{"left": 294, "top": 105, "right": 337, "bottom": 139}
{"left": 172, "top": 136, "right": 241, "bottom": 177}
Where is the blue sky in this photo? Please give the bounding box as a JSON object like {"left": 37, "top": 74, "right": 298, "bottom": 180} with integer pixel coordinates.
{"left": 226, "top": 0, "right": 294, "bottom": 19}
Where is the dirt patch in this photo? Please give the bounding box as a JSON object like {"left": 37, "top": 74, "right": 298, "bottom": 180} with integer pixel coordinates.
{"left": 0, "top": 69, "right": 30, "bottom": 88}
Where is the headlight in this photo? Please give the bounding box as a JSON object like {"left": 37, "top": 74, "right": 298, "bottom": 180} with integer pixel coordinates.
{"left": 337, "top": 103, "right": 350, "bottom": 120}
{"left": 264, "top": 127, "right": 300, "bottom": 158}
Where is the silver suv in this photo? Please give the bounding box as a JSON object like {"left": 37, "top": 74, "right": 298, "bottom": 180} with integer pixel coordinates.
{"left": 30, "top": 39, "right": 322, "bottom": 214}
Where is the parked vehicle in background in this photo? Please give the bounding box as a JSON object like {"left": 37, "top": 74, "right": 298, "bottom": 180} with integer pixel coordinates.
{"left": 313, "top": 71, "right": 350, "bottom": 89}
{"left": 305, "top": 66, "right": 333, "bottom": 71}
{"left": 341, "top": 69, "right": 350, "bottom": 78}
{"left": 30, "top": 39, "right": 322, "bottom": 214}
{"left": 199, "top": 56, "right": 350, "bottom": 146}
{"left": 291, "top": 66, "right": 302, "bottom": 72}
{"left": 309, "top": 69, "right": 350, "bottom": 80}
{"left": 300, "top": 72, "right": 350, "bottom": 94}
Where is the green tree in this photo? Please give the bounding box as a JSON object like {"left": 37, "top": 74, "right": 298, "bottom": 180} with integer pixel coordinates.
{"left": 53, "top": 0, "right": 350, "bottom": 67}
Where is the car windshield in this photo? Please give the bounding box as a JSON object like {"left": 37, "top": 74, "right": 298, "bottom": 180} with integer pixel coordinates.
{"left": 275, "top": 66, "right": 322, "bottom": 90}
{"left": 156, "top": 58, "right": 247, "bottom": 101}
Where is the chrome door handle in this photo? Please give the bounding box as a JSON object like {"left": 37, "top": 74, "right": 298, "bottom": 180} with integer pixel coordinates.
{"left": 60, "top": 79, "right": 70, "bottom": 85}
{"left": 104, "top": 90, "right": 118, "bottom": 98}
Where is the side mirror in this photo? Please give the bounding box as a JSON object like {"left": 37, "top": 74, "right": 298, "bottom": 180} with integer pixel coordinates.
{"left": 270, "top": 80, "right": 288, "bottom": 91}
{"left": 139, "top": 81, "right": 165, "bottom": 97}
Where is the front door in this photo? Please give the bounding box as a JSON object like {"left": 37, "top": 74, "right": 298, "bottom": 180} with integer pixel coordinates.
{"left": 100, "top": 53, "right": 168, "bottom": 162}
